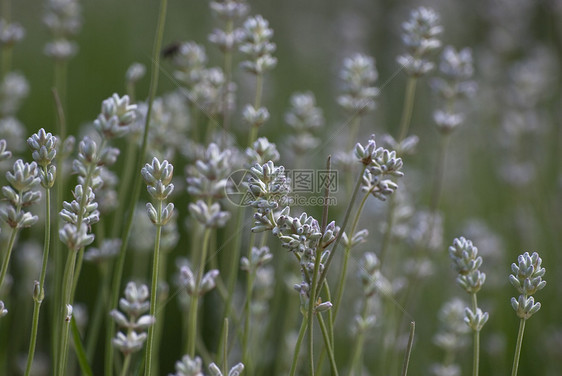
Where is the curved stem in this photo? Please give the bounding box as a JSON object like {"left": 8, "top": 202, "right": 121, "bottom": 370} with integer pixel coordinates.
{"left": 289, "top": 316, "right": 308, "bottom": 376}
{"left": 316, "top": 165, "right": 367, "bottom": 294}
{"left": 0, "top": 227, "right": 18, "bottom": 291}
{"left": 120, "top": 353, "right": 132, "bottom": 376}
{"left": 241, "top": 268, "right": 256, "bottom": 367}
{"left": 144, "top": 201, "right": 163, "bottom": 376}
{"left": 332, "top": 190, "right": 370, "bottom": 323}
{"left": 400, "top": 321, "right": 415, "bottom": 376}
{"left": 24, "top": 186, "right": 51, "bottom": 376}
{"left": 106, "top": 0, "right": 168, "bottom": 374}
{"left": 471, "top": 293, "right": 480, "bottom": 376}
{"left": 347, "top": 115, "right": 361, "bottom": 151}
{"left": 349, "top": 300, "right": 369, "bottom": 376}
{"left": 316, "top": 313, "right": 338, "bottom": 376}
{"left": 429, "top": 134, "right": 450, "bottom": 213}
{"left": 511, "top": 318, "right": 526, "bottom": 376}
{"left": 397, "top": 77, "right": 418, "bottom": 142}
{"left": 187, "top": 227, "right": 212, "bottom": 357}
{"left": 247, "top": 73, "right": 264, "bottom": 147}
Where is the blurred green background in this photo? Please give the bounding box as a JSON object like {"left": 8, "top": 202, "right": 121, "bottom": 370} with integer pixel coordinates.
{"left": 4, "top": 0, "right": 562, "bottom": 375}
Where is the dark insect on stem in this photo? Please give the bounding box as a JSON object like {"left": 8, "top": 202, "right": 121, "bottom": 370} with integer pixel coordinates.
{"left": 161, "top": 42, "right": 182, "bottom": 59}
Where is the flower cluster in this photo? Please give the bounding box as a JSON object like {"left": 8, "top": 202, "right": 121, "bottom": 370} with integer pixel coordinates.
{"left": 170, "top": 42, "right": 208, "bottom": 88}
{"left": 110, "top": 282, "right": 155, "bottom": 355}
{"left": 43, "top": 0, "right": 82, "bottom": 60}
{"left": 186, "top": 143, "right": 232, "bottom": 200}
{"left": 239, "top": 15, "right": 277, "bottom": 74}
{"left": 337, "top": 54, "right": 379, "bottom": 115}
{"left": 0, "top": 72, "right": 29, "bottom": 117}
{"left": 397, "top": 6, "right": 443, "bottom": 77}
{"left": 189, "top": 201, "right": 230, "bottom": 228}
{"left": 142, "top": 157, "right": 175, "bottom": 226}
{"left": 431, "top": 47, "right": 477, "bottom": 134}
{"left": 27, "top": 128, "right": 58, "bottom": 188}
{"left": 94, "top": 94, "right": 137, "bottom": 139}
{"left": 284, "top": 92, "right": 323, "bottom": 155}
{"left": 178, "top": 262, "right": 219, "bottom": 297}
{"left": 208, "top": 0, "right": 249, "bottom": 53}
{"left": 245, "top": 137, "right": 279, "bottom": 165}
{"left": 0, "top": 159, "right": 40, "bottom": 229}
{"left": 509, "top": 251, "right": 546, "bottom": 320}
{"left": 59, "top": 185, "right": 98, "bottom": 250}
{"left": 449, "top": 237, "right": 485, "bottom": 294}
{"left": 0, "top": 19, "right": 25, "bottom": 47}
{"left": 247, "top": 161, "right": 290, "bottom": 232}
{"left": 170, "top": 354, "right": 244, "bottom": 376}
{"left": 355, "top": 136, "right": 404, "bottom": 201}
{"left": 449, "top": 237, "right": 488, "bottom": 331}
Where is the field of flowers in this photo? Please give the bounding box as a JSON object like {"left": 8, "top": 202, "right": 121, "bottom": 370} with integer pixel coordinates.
{"left": 1, "top": 0, "right": 561, "bottom": 375}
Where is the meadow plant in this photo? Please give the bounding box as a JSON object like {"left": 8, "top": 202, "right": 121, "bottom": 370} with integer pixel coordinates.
{"left": 0, "top": 1, "right": 559, "bottom": 375}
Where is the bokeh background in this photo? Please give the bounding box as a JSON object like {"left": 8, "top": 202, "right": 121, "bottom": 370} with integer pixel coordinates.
{"left": 3, "top": 0, "right": 562, "bottom": 374}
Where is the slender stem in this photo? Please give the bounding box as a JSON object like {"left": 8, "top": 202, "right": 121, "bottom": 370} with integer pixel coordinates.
{"left": 429, "top": 134, "right": 450, "bottom": 213}
{"left": 24, "top": 186, "right": 52, "bottom": 376}
{"left": 247, "top": 73, "right": 264, "bottom": 147}
{"left": 187, "top": 227, "right": 212, "bottom": 357}
{"left": 316, "top": 313, "right": 338, "bottom": 376}
{"left": 471, "top": 293, "right": 480, "bottom": 376}
{"left": 289, "top": 316, "right": 308, "bottom": 376}
{"left": 222, "top": 19, "right": 234, "bottom": 135}
{"left": 332, "top": 190, "right": 370, "bottom": 323}
{"left": 144, "top": 201, "right": 162, "bottom": 376}
{"left": 0, "top": 227, "right": 18, "bottom": 291}
{"left": 307, "top": 244, "right": 324, "bottom": 376}
{"left": 51, "top": 87, "right": 66, "bottom": 376}
{"left": 112, "top": 139, "right": 138, "bottom": 238}
{"left": 106, "top": 1, "right": 168, "bottom": 374}
{"left": 397, "top": 77, "right": 418, "bottom": 142}
{"left": 347, "top": 115, "right": 361, "bottom": 151}
{"left": 316, "top": 165, "right": 367, "bottom": 294}
{"left": 120, "top": 353, "right": 132, "bottom": 376}
{"left": 400, "top": 321, "right": 415, "bottom": 376}
{"left": 221, "top": 318, "right": 229, "bottom": 375}
{"left": 86, "top": 264, "right": 110, "bottom": 361}
{"left": 242, "top": 268, "right": 256, "bottom": 367}
{"left": 349, "top": 300, "right": 369, "bottom": 376}
{"left": 58, "top": 249, "right": 78, "bottom": 376}
{"left": 511, "top": 318, "right": 526, "bottom": 376}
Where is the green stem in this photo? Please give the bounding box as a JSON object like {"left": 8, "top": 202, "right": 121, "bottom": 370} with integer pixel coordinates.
{"left": 58, "top": 249, "right": 78, "bottom": 376}
{"left": 307, "top": 244, "right": 324, "bottom": 376}
{"left": 316, "top": 165, "right": 367, "bottom": 294}
{"left": 86, "top": 263, "right": 110, "bottom": 361}
{"left": 0, "top": 226, "right": 18, "bottom": 292}
{"left": 289, "top": 316, "right": 308, "bottom": 376}
{"left": 511, "top": 318, "right": 526, "bottom": 376}
{"left": 400, "top": 321, "right": 415, "bottom": 376}
{"left": 429, "top": 134, "right": 450, "bottom": 213}
{"left": 472, "top": 293, "right": 480, "bottom": 376}
{"left": 106, "top": 0, "right": 167, "bottom": 374}
{"left": 144, "top": 201, "right": 163, "bottom": 376}
{"left": 397, "top": 77, "right": 418, "bottom": 142}
{"left": 347, "top": 115, "right": 361, "bottom": 151}
{"left": 247, "top": 73, "right": 264, "bottom": 147}
{"left": 349, "top": 301, "right": 369, "bottom": 376}
{"left": 187, "top": 227, "right": 212, "bottom": 357}
{"left": 120, "top": 353, "right": 132, "bottom": 376}
{"left": 51, "top": 87, "right": 66, "bottom": 376}
{"left": 24, "top": 186, "right": 52, "bottom": 376}
{"left": 112, "top": 138, "right": 138, "bottom": 238}
{"left": 222, "top": 19, "right": 234, "bottom": 135}
{"left": 332, "top": 190, "right": 370, "bottom": 323}
{"left": 316, "top": 313, "right": 338, "bottom": 376}
{"left": 242, "top": 268, "right": 256, "bottom": 368}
